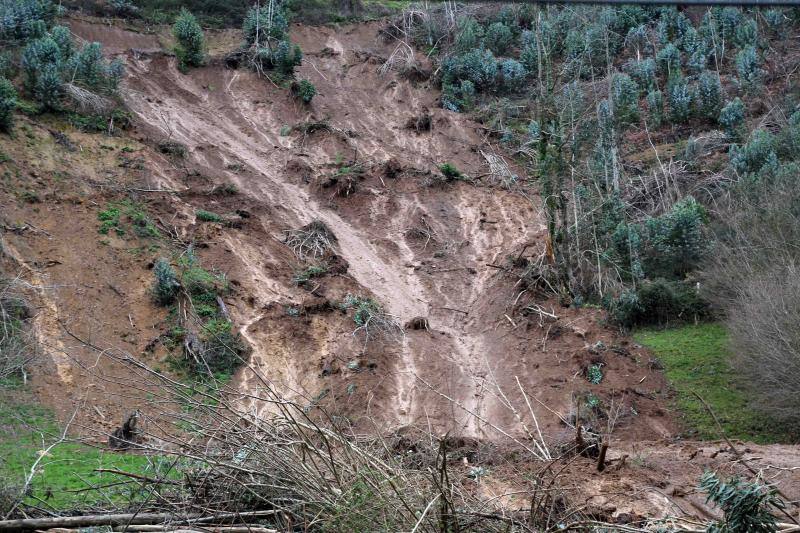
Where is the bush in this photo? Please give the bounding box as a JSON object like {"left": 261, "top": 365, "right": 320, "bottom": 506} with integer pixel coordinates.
{"left": 153, "top": 258, "right": 180, "bottom": 305}
{"left": 173, "top": 8, "right": 205, "bottom": 68}
{"left": 442, "top": 48, "right": 497, "bottom": 92}
{"left": 293, "top": 78, "right": 315, "bottom": 103}
{"left": 243, "top": 4, "right": 288, "bottom": 46}
{"left": 71, "top": 42, "right": 105, "bottom": 88}
{"left": 611, "top": 72, "right": 639, "bottom": 126}
{"left": 735, "top": 45, "right": 762, "bottom": 91}
{"left": 719, "top": 98, "right": 745, "bottom": 139}
{"left": 34, "top": 63, "right": 62, "bottom": 110}
{"left": 695, "top": 70, "right": 721, "bottom": 120}
{"left": 643, "top": 196, "right": 707, "bottom": 278}
{"left": 0, "top": 77, "right": 18, "bottom": 132}
{"left": 196, "top": 209, "right": 222, "bottom": 222}
{"left": 199, "top": 318, "right": 247, "bottom": 375}
{"left": 606, "top": 279, "right": 707, "bottom": 328}
{"left": 519, "top": 43, "right": 538, "bottom": 77}
{"left": 273, "top": 40, "right": 302, "bottom": 75}
{"left": 439, "top": 162, "right": 462, "bottom": 181}
{"left": 50, "top": 25, "right": 73, "bottom": 60}
{"left": 484, "top": 22, "right": 513, "bottom": 55}
{"left": 0, "top": 0, "right": 57, "bottom": 42}
{"left": 729, "top": 129, "right": 778, "bottom": 178}
{"left": 656, "top": 42, "right": 681, "bottom": 77}
{"left": 499, "top": 58, "right": 526, "bottom": 92}
{"left": 733, "top": 16, "right": 757, "bottom": 48}
{"left": 624, "top": 58, "right": 655, "bottom": 91}
{"left": 21, "top": 36, "right": 61, "bottom": 90}
{"left": 454, "top": 17, "right": 482, "bottom": 54}
{"left": 667, "top": 76, "right": 692, "bottom": 123}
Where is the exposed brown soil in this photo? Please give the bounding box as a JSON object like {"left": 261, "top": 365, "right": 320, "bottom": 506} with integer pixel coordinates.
{"left": 0, "top": 16, "right": 796, "bottom": 522}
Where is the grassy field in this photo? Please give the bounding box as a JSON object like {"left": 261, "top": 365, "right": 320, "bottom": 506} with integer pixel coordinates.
{"left": 634, "top": 323, "right": 793, "bottom": 444}
{"left": 0, "top": 390, "right": 169, "bottom": 511}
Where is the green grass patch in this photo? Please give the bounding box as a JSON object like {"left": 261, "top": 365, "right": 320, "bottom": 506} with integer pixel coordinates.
{"left": 634, "top": 323, "right": 792, "bottom": 443}
{"left": 97, "top": 200, "right": 160, "bottom": 238}
{"left": 196, "top": 209, "right": 223, "bottom": 223}
{"left": 0, "top": 392, "right": 172, "bottom": 510}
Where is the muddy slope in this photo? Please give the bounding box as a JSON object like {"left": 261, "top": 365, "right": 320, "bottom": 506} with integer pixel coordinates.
{"left": 52, "top": 19, "right": 674, "bottom": 443}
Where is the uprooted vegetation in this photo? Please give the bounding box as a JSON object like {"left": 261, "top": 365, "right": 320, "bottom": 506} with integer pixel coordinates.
{"left": 151, "top": 248, "right": 248, "bottom": 378}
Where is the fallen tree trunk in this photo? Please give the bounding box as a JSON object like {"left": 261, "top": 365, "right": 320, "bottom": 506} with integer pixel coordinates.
{"left": 0, "top": 510, "right": 277, "bottom": 531}
{"left": 0, "top": 513, "right": 186, "bottom": 531}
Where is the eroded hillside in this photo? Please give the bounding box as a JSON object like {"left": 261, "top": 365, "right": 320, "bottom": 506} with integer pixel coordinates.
{"left": 1, "top": 12, "right": 799, "bottom": 526}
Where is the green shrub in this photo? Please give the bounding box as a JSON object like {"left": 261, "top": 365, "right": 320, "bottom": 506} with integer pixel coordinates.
{"left": 611, "top": 72, "right": 640, "bottom": 126}
{"left": 439, "top": 162, "right": 462, "bottom": 181}
{"left": 643, "top": 197, "right": 707, "bottom": 278}
{"left": 173, "top": 8, "right": 205, "bottom": 68}
{"left": 72, "top": 42, "right": 106, "bottom": 88}
{"left": 442, "top": 49, "right": 497, "bottom": 92}
{"left": 243, "top": 4, "right": 288, "bottom": 46}
{"left": 33, "top": 63, "right": 61, "bottom": 109}
{"left": 50, "top": 25, "right": 73, "bottom": 60}
{"left": 656, "top": 42, "right": 681, "bottom": 77}
{"left": 624, "top": 58, "right": 655, "bottom": 91}
{"left": 733, "top": 17, "right": 757, "bottom": 48}
{"left": 667, "top": 76, "right": 691, "bottom": 123}
{"left": 97, "top": 206, "right": 122, "bottom": 235}
{"left": 0, "top": 0, "right": 57, "bottom": 42}
{"left": 0, "top": 77, "right": 18, "bottom": 133}
{"left": 606, "top": 279, "right": 707, "bottom": 328}
{"left": 21, "top": 36, "right": 61, "bottom": 90}
{"left": 455, "top": 17, "right": 483, "bottom": 54}
{"left": 294, "top": 79, "right": 316, "bottom": 103}
{"left": 587, "top": 364, "right": 603, "bottom": 384}
{"left": 153, "top": 258, "right": 179, "bottom": 305}
{"left": 778, "top": 110, "right": 800, "bottom": 159}
{"left": 484, "top": 22, "right": 513, "bottom": 55}
{"left": 729, "top": 129, "right": 778, "bottom": 178}
{"left": 695, "top": 70, "right": 721, "bottom": 120}
{"left": 719, "top": 98, "right": 745, "bottom": 139}
{"left": 199, "top": 318, "right": 247, "bottom": 374}
{"left": 735, "top": 45, "right": 762, "bottom": 91}
{"left": 196, "top": 209, "right": 222, "bottom": 222}
{"left": 499, "top": 59, "right": 526, "bottom": 92}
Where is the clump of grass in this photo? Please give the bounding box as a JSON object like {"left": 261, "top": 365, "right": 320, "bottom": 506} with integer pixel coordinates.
{"left": 97, "top": 206, "right": 122, "bottom": 235}
{"left": 196, "top": 209, "right": 223, "bottom": 223}
{"left": 293, "top": 264, "right": 328, "bottom": 285}
{"left": 634, "top": 323, "right": 794, "bottom": 443}
{"left": 438, "top": 162, "right": 463, "bottom": 181}
{"left": 98, "top": 201, "right": 160, "bottom": 238}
